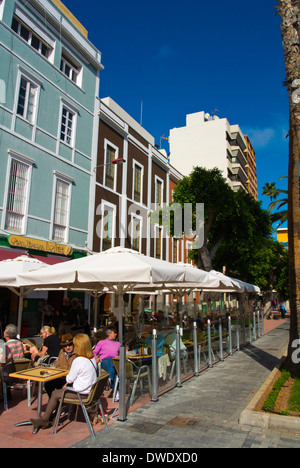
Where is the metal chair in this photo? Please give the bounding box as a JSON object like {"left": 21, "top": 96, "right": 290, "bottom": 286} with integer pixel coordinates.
{"left": 52, "top": 371, "right": 110, "bottom": 439}
{"left": 30, "top": 356, "right": 58, "bottom": 401}
{"left": 41, "top": 356, "right": 57, "bottom": 367}
{"left": 112, "top": 357, "right": 152, "bottom": 406}
{"left": 1, "top": 359, "right": 32, "bottom": 410}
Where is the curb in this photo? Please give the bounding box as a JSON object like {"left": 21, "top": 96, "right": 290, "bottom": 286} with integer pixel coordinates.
{"left": 239, "top": 351, "right": 300, "bottom": 433}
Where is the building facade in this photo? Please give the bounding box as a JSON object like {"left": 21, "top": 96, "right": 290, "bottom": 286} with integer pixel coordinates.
{"left": 244, "top": 135, "right": 258, "bottom": 200}
{"left": 169, "top": 111, "right": 257, "bottom": 195}
{"left": 0, "top": 0, "right": 103, "bottom": 260}
{"left": 92, "top": 97, "right": 194, "bottom": 314}
{"left": 94, "top": 97, "right": 175, "bottom": 260}
{"left": 0, "top": 0, "right": 102, "bottom": 331}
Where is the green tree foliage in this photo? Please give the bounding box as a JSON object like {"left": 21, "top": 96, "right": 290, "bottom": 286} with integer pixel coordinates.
{"left": 262, "top": 182, "right": 280, "bottom": 213}
{"left": 163, "top": 166, "right": 288, "bottom": 296}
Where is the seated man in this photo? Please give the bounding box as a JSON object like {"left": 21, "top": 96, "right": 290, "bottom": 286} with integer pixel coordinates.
{"left": 146, "top": 334, "right": 164, "bottom": 356}
{"left": 44, "top": 334, "right": 78, "bottom": 398}
{"left": 0, "top": 324, "right": 25, "bottom": 400}
{"left": 93, "top": 328, "right": 121, "bottom": 393}
{"left": 3, "top": 324, "right": 24, "bottom": 363}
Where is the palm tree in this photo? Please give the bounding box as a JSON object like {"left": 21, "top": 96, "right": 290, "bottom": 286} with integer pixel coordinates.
{"left": 277, "top": 0, "right": 300, "bottom": 373}
{"left": 270, "top": 176, "right": 300, "bottom": 228}
{"left": 262, "top": 182, "right": 280, "bottom": 213}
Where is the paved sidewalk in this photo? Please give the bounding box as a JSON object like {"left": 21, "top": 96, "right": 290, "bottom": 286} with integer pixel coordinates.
{"left": 74, "top": 320, "right": 300, "bottom": 449}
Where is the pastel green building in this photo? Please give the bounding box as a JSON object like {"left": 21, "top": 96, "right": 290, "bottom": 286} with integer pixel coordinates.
{"left": 0, "top": 0, "right": 103, "bottom": 258}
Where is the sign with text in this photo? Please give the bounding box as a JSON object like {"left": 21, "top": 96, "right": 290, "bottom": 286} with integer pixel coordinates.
{"left": 8, "top": 235, "right": 73, "bottom": 256}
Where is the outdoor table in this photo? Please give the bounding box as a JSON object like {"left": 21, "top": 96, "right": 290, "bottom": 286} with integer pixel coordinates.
{"left": 126, "top": 353, "right": 152, "bottom": 366}
{"left": 127, "top": 353, "right": 152, "bottom": 359}
{"left": 9, "top": 366, "right": 68, "bottom": 433}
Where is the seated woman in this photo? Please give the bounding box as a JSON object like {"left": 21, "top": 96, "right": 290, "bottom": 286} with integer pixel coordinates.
{"left": 30, "top": 333, "right": 98, "bottom": 429}
{"left": 28, "top": 326, "right": 60, "bottom": 365}
{"left": 93, "top": 328, "right": 121, "bottom": 391}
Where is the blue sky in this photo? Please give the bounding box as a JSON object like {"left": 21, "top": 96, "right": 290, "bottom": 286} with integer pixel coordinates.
{"left": 62, "top": 0, "right": 289, "bottom": 213}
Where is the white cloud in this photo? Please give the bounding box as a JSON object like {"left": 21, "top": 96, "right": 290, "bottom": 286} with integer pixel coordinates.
{"left": 245, "top": 128, "right": 276, "bottom": 148}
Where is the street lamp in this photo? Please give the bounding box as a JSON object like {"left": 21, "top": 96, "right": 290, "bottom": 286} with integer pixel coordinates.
{"left": 93, "top": 158, "right": 126, "bottom": 172}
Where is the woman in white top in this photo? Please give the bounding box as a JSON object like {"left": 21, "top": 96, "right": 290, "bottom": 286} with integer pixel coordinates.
{"left": 30, "top": 334, "right": 98, "bottom": 430}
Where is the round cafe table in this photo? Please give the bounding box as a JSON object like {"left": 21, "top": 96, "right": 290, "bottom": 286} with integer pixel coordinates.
{"left": 9, "top": 366, "right": 69, "bottom": 433}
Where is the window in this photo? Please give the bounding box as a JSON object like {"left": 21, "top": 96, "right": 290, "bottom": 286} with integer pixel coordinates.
{"left": 155, "top": 226, "right": 162, "bottom": 259}
{"left": 133, "top": 163, "right": 143, "bottom": 203}
{"left": 5, "top": 159, "right": 30, "bottom": 232}
{"left": 131, "top": 216, "right": 142, "bottom": 252}
{"left": 52, "top": 178, "right": 70, "bottom": 242}
{"left": 17, "top": 76, "right": 38, "bottom": 122}
{"left": 104, "top": 141, "right": 118, "bottom": 190}
{"left": 11, "top": 15, "right": 51, "bottom": 59}
{"left": 60, "top": 106, "right": 75, "bottom": 146}
{"left": 186, "top": 241, "right": 193, "bottom": 264}
{"left": 102, "top": 205, "right": 115, "bottom": 251}
{"left": 155, "top": 178, "right": 163, "bottom": 208}
{"left": 60, "top": 53, "right": 80, "bottom": 84}
{"left": 173, "top": 238, "right": 179, "bottom": 263}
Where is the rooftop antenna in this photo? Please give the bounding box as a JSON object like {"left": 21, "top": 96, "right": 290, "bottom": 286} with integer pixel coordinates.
{"left": 140, "top": 100, "right": 143, "bottom": 126}
{"left": 160, "top": 134, "right": 169, "bottom": 148}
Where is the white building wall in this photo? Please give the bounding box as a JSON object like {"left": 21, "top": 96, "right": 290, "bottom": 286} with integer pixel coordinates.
{"left": 169, "top": 112, "right": 230, "bottom": 179}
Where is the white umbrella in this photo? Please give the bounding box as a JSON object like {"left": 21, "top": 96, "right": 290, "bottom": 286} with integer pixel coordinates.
{"left": 208, "top": 270, "right": 245, "bottom": 292}
{"left": 209, "top": 270, "right": 260, "bottom": 293}
{"left": 131, "top": 264, "right": 236, "bottom": 295}
{"left": 16, "top": 247, "right": 189, "bottom": 421}
{"left": 16, "top": 247, "right": 224, "bottom": 420}
{"left": 17, "top": 247, "right": 186, "bottom": 291}
{"left": 17, "top": 247, "right": 196, "bottom": 346}
{"left": 0, "top": 255, "right": 48, "bottom": 337}
{"left": 0, "top": 255, "right": 47, "bottom": 287}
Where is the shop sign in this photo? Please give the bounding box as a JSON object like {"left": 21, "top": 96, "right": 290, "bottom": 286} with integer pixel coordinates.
{"left": 8, "top": 235, "right": 73, "bottom": 256}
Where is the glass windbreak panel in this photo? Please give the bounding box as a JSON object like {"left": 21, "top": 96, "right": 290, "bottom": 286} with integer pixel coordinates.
{"left": 90, "top": 290, "right": 254, "bottom": 408}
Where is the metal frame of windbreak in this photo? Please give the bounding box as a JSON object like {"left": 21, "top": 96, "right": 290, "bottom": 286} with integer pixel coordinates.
{"left": 149, "top": 310, "right": 265, "bottom": 404}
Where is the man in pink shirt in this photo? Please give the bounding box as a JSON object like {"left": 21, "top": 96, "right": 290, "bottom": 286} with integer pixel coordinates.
{"left": 94, "top": 329, "right": 121, "bottom": 397}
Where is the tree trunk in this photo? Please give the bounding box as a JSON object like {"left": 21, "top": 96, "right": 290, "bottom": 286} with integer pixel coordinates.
{"left": 277, "top": 0, "right": 300, "bottom": 372}
{"left": 198, "top": 244, "right": 213, "bottom": 271}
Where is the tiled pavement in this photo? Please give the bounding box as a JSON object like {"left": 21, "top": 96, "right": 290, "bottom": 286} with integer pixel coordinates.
{"left": 1, "top": 316, "right": 299, "bottom": 449}
{"left": 74, "top": 318, "right": 300, "bottom": 449}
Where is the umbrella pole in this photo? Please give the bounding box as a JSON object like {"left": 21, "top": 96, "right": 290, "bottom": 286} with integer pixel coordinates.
{"left": 93, "top": 296, "right": 98, "bottom": 332}
{"left": 17, "top": 287, "right": 24, "bottom": 339}
{"left": 117, "top": 292, "right": 127, "bottom": 421}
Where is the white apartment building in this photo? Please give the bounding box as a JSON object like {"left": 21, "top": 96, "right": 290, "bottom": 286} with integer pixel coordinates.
{"left": 169, "top": 111, "right": 249, "bottom": 193}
